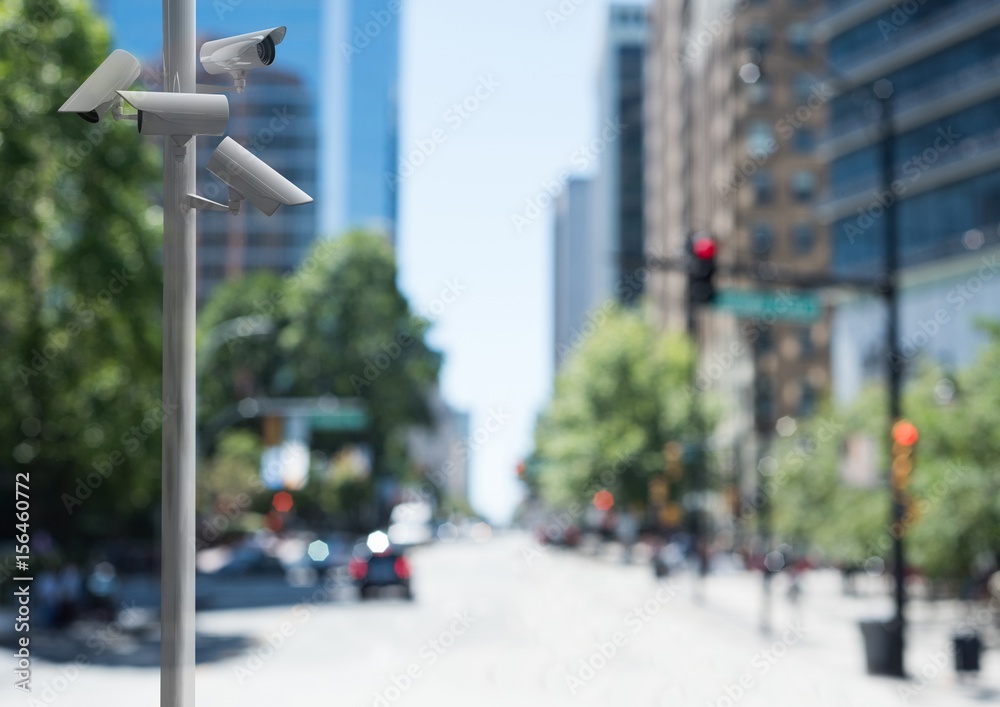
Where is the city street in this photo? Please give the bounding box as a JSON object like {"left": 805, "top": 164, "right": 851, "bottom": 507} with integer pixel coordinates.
{"left": 4, "top": 533, "right": 998, "bottom": 706}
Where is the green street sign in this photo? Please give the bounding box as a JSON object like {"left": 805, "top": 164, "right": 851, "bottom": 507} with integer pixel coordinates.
{"left": 311, "top": 409, "right": 369, "bottom": 432}
{"left": 714, "top": 288, "right": 821, "bottom": 322}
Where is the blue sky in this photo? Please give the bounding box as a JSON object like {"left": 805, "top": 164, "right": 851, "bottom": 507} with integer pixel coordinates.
{"left": 397, "top": 0, "right": 630, "bottom": 522}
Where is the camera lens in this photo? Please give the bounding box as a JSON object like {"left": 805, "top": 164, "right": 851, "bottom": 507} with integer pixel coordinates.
{"left": 256, "top": 36, "right": 276, "bottom": 65}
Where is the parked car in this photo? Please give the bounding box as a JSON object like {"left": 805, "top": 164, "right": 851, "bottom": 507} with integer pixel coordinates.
{"left": 348, "top": 531, "right": 413, "bottom": 600}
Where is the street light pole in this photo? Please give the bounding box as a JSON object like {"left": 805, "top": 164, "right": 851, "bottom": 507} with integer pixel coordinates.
{"left": 876, "top": 79, "right": 906, "bottom": 677}
{"left": 161, "top": 0, "right": 197, "bottom": 704}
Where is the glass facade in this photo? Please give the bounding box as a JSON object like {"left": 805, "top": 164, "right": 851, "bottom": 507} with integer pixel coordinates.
{"left": 826, "top": 1, "right": 1000, "bottom": 275}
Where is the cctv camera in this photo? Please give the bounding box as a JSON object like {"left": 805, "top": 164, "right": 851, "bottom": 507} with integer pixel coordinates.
{"left": 200, "top": 27, "right": 287, "bottom": 92}
{"left": 206, "top": 137, "right": 312, "bottom": 216}
{"left": 59, "top": 49, "right": 142, "bottom": 123}
{"left": 116, "top": 91, "right": 229, "bottom": 137}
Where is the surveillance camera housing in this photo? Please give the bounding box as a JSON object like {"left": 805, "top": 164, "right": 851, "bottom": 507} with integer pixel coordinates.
{"left": 206, "top": 136, "right": 312, "bottom": 216}
{"left": 116, "top": 91, "right": 229, "bottom": 137}
{"left": 59, "top": 50, "right": 142, "bottom": 123}
{"left": 200, "top": 27, "right": 286, "bottom": 91}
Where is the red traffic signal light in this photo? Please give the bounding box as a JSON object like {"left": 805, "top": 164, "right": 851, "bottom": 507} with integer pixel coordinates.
{"left": 692, "top": 236, "right": 716, "bottom": 260}
{"left": 892, "top": 420, "right": 919, "bottom": 447}
{"left": 687, "top": 233, "right": 717, "bottom": 304}
{"left": 516, "top": 461, "right": 526, "bottom": 477}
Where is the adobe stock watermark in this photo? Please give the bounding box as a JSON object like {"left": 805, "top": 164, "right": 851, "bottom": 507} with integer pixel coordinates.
{"left": 877, "top": 0, "right": 929, "bottom": 40}
{"left": 510, "top": 117, "right": 624, "bottom": 234}
{"left": 521, "top": 453, "right": 639, "bottom": 566}
{"left": 15, "top": 600, "right": 142, "bottom": 703}
{"left": 16, "top": 261, "right": 144, "bottom": 386}
{"left": 545, "top": 0, "right": 591, "bottom": 29}
{"left": 410, "top": 408, "right": 510, "bottom": 507}
{"left": 682, "top": 289, "right": 819, "bottom": 400}
{"left": 349, "top": 278, "right": 467, "bottom": 393}
{"left": 340, "top": 0, "right": 403, "bottom": 60}
{"left": 717, "top": 81, "right": 834, "bottom": 198}
{"left": 373, "top": 610, "right": 478, "bottom": 706}
{"left": 556, "top": 254, "right": 663, "bottom": 365}
{"left": 842, "top": 126, "right": 962, "bottom": 244}
{"left": 741, "top": 419, "right": 842, "bottom": 521}
{"left": 386, "top": 75, "right": 501, "bottom": 189}
{"left": 673, "top": 0, "right": 750, "bottom": 68}
{"left": 565, "top": 582, "right": 681, "bottom": 694}
{"left": 864, "top": 460, "right": 965, "bottom": 560}
{"left": 233, "top": 570, "right": 356, "bottom": 683}
{"left": 889, "top": 252, "right": 1000, "bottom": 371}
{"left": 708, "top": 619, "right": 808, "bottom": 707}
{"left": 60, "top": 400, "right": 178, "bottom": 514}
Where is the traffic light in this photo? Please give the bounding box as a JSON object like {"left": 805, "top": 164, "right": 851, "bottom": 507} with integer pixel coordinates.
{"left": 663, "top": 441, "right": 683, "bottom": 480}
{"left": 516, "top": 460, "right": 526, "bottom": 478}
{"left": 687, "top": 232, "right": 717, "bottom": 304}
{"left": 890, "top": 419, "right": 918, "bottom": 491}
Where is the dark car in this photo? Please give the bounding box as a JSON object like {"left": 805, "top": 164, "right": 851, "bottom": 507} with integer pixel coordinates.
{"left": 348, "top": 531, "right": 413, "bottom": 600}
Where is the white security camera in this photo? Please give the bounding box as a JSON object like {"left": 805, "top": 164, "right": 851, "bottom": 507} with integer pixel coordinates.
{"left": 59, "top": 49, "right": 142, "bottom": 123}
{"left": 205, "top": 136, "right": 312, "bottom": 215}
{"left": 200, "top": 27, "right": 287, "bottom": 92}
{"left": 116, "top": 91, "right": 229, "bottom": 138}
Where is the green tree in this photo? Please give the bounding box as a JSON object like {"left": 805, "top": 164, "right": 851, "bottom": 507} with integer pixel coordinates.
{"left": 771, "top": 326, "right": 1000, "bottom": 584}
{"left": 195, "top": 232, "right": 441, "bottom": 522}
{"left": 532, "top": 305, "right": 710, "bottom": 513}
{"left": 0, "top": 0, "right": 163, "bottom": 552}
{"left": 279, "top": 232, "right": 441, "bottom": 482}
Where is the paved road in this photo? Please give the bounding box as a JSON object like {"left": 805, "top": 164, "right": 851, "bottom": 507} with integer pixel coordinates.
{"left": 3, "top": 532, "right": 998, "bottom": 706}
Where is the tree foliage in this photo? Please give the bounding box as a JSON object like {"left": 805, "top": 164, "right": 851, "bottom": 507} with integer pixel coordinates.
{"left": 771, "top": 326, "right": 1000, "bottom": 582}
{"left": 532, "top": 306, "right": 710, "bottom": 512}
{"left": 197, "top": 232, "right": 442, "bottom": 513}
{"left": 1, "top": 0, "right": 163, "bottom": 552}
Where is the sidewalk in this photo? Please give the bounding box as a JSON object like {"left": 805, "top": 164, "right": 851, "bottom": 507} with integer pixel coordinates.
{"left": 573, "top": 540, "right": 1000, "bottom": 703}
{"left": 694, "top": 568, "right": 1000, "bottom": 703}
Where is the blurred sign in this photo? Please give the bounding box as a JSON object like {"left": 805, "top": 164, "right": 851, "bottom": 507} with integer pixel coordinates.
{"left": 260, "top": 440, "right": 310, "bottom": 490}
{"left": 715, "top": 289, "right": 821, "bottom": 322}
{"left": 311, "top": 409, "right": 368, "bottom": 431}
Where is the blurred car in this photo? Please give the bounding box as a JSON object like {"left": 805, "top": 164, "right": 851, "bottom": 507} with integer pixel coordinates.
{"left": 348, "top": 531, "right": 413, "bottom": 600}
{"left": 387, "top": 501, "right": 434, "bottom": 547}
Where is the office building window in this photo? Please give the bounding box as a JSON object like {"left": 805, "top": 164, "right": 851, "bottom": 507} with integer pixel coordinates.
{"left": 790, "top": 171, "right": 815, "bottom": 202}
{"left": 792, "top": 73, "right": 818, "bottom": 105}
{"left": 793, "top": 128, "right": 815, "bottom": 153}
{"left": 787, "top": 23, "right": 811, "bottom": 55}
{"left": 745, "top": 79, "right": 771, "bottom": 106}
{"left": 743, "top": 25, "right": 771, "bottom": 52}
{"left": 798, "top": 383, "right": 817, "bottom": 416}
{"left": 753, "top": 171, "right": 775, "bottom": 204}
{"left": 752, "top": 223, "right": 774, "bottom": 255}
{"left": 746, "top": 121, "right": 774, "bottom": 156}
{"left": 792, "top": 223, "right": 815, "bottom": 255}
{"left": 798, "top": 327, "right": 815, "bottom": 358}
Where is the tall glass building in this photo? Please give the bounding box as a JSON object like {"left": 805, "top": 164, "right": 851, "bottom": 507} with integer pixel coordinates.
{"left": 816, "top": 0, "right": 1000, "bottom": 401}
{"left": 817, "top": 0, "right": 1000, "bottom": 276}
{"left": 323, "top": 0, "right": 401, "bottom": 243}
{"left": 594, "top": 5, "right": 648, "bottom": 305}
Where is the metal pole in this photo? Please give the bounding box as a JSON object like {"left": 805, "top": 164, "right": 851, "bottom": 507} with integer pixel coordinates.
{"left": 878, "top": 81, "right": 906, "bottom": 677}
{"left": 161, "top": 0, "right": 196, "bottom": 704}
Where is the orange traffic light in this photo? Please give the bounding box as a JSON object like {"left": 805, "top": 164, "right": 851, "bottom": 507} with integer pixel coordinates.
{"left": 892, "top": 420, "right": 919, "bottom": 447}
{"left": 890, "top": 420, "right": 918, "bottom": 492}
{"left": 593, "top": 490, "right": 614, "bottom": 511}
{"left": 272, "top": 491, "right": 293, "bottom": 513}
